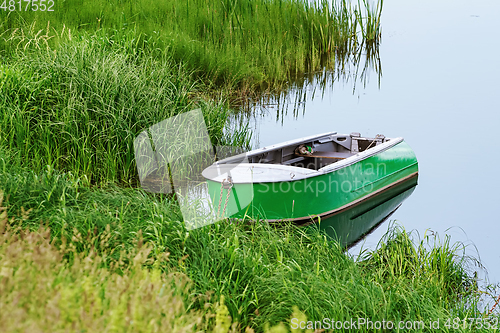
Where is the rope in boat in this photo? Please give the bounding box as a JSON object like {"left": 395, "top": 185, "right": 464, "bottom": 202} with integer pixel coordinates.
{"left": 217, "top": 176, "right": 233, "bottom": 219}
{"left": 488, "top": 293, "right": 500, "bottom": 316}
{"left": 365, "top": 134, "right": 383, "bottom": 151}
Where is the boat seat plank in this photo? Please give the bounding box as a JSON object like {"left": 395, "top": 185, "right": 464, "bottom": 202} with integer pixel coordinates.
{"left": 303, "top": 151, "right": 353, "bottom": 159}
{"left": 283, "top": 156, "right": 306, "bottom": 165}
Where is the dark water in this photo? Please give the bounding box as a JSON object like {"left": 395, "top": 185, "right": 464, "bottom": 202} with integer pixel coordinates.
{"left": 244, "top": 0, "right": 500, "bottom": 284}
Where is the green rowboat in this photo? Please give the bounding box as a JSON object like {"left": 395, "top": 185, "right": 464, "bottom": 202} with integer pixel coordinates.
{"left": 202, "top": 132, "right": 418, "bottom": 246}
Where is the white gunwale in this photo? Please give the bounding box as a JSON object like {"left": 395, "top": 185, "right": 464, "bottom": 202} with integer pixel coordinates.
{"left": 202, "top": 136, "right": 404, "bottom": 184}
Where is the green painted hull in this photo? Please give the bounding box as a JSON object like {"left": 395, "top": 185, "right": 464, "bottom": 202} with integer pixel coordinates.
{"left": 206, "top": 140, "right": 418, "bottom": 245}
{"left": 308, "top": 179, "right": 417, "bottom": 247}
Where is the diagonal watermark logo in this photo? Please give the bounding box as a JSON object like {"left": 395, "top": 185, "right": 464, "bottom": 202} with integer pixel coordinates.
{"left": 133, "top": 109, "right": 253, "bottom": 230}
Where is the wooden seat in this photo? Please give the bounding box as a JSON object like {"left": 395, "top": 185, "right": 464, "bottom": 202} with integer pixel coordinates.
{"left": 283, "top": 156, "right": 306, "bottom": 165}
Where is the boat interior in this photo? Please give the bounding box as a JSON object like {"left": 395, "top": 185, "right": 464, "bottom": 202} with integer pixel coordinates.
{"left": 217, "top": 132, "right": 390, "bottom": 171}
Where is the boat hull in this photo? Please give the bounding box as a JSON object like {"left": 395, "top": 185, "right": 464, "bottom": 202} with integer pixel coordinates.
{"left": 205, "top": 140, "right": 418, "bottom": 244}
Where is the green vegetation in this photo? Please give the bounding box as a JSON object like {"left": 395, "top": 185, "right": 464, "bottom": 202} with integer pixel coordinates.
{"left": 1, "top": 0, "right": 498, "bottom": 331}
{"left": 0, "top": 0, "right": 382, "bottom": 87}
{"left": 0, "top": 0, "right": 382, "bottom": 184}
{"left": 0, "top": 33, "right": 251, "bottom": 184}
{"left": 0, "top": 150, "right": 498, "bottom": 332}
{"left": 0, "top": 212, "right": 214, "bottom": 332}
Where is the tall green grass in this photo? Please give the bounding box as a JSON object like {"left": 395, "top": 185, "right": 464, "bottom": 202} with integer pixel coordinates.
{"left": 1, "top": 149, "right": 497, "bottom": 332}
{"left": 0, "top": 0, "right": 382, "bottom": 87}
{"left": 0, "top": 0, "right": 382, "bottom": 185}
{"left": 0, "top": 189, "right": 277, "bottom": 333}
{"left": 2, "top": 1, "right": 498, "bottom": 331}
{"left": 0, "top": 33, "right": 249, "bottom": 185}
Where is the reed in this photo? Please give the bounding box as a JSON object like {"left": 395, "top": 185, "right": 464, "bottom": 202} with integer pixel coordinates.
{"left": 0, "top": 33, "right": 249, "bottom": 185}
{"left": 1, "top": 149, "right": 497, "bottom": 332}
{"left": 0, "top": 0, "right": 382, "bottom": 87}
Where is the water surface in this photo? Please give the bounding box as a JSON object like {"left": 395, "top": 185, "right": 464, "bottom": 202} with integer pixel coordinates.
{"left": 244, "top": 0, "right": 500, "bottom": 283}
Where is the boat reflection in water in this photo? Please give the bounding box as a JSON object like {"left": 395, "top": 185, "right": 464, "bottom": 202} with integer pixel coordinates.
{"left": 304, "top": 176, "right": 417, "bottom": 248}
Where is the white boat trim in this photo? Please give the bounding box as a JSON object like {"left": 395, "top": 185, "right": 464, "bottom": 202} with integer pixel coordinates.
{"left": 318, "top": 137, "right": 404, "bottom": 173}
{"left": 202, "top": 136, "right": 404, "bottom": 184}
{"left": 215, "top": 131, "right": 337, "bottom": 164}
{"left": 202, "top": 163, "right": 319, "bottom": 183}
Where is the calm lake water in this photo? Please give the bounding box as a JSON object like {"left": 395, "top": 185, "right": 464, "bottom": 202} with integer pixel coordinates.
{"left": 243, "top": 0, "right": 500, "bottom": 284}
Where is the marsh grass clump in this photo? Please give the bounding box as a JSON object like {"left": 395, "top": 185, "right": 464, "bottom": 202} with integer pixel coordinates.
{"left": 0, "top": 0, "right": 382, "bottom": 87}
{"left": 358, "top": 225, "right": 478, "bottom": 302}
{"left": 0, "top": 0, "right": 382, "bottom": 187}
{"left": 0, "top": 34, "right": 248, "bottom": 185}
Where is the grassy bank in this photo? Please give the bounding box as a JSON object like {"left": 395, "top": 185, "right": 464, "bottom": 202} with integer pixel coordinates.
{"left": 0, "top": 0, "right": 382, "bottom": 87}
{"left": 0, "top": 33, "right": 251, "bottom": 184}
{"left": 1, "top": 0, "right": 499, "bottom": 331}
{"left": 1, "top": 150, "right": 498, "bottom": 332}
{"left": 0, "top": 212, "right": 216, "bottom": 332}
{"left": 0, "top": 0, "right": 382, "bottom": 184}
